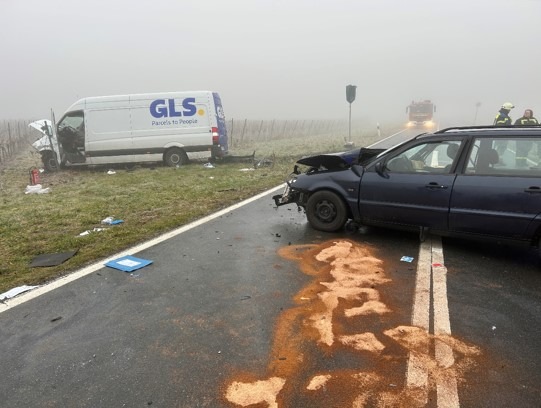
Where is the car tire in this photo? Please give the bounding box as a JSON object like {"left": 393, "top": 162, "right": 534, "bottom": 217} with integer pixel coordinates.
{"left": 164, "top": 148, "right": 188, "bottom": 167}
{"left": 306, "top": 190, "right": 348, "bottom": 232}
{"left": 41, "top": 151, "right": 59, "bottom": 172}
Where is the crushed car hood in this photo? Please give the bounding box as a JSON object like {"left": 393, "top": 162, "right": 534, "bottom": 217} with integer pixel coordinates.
{"left": 29, "top": 119, "right": 56, "bottom": 151}
{"left": 296, "top": 154, "right": 350, "bottom": 170}
{"left": 296, "top": 147, "right": 386, "bottom": 170}
{"left": 28, "top": 119, "right": 52, "bottom": 136}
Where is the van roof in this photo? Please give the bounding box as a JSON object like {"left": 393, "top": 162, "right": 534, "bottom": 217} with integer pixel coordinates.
{"left": 65, "top": 91, "right": 217, "bottom": 111}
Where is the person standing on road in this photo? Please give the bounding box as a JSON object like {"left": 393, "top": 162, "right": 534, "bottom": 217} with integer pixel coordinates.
{"left": 515, "top": 109, "right": 540, "bottom": 167}
{"left": 494, "top": 102, "right": 514, "bottom": 158}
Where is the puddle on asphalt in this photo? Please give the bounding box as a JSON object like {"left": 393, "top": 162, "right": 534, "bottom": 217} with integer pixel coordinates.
{"left": 223, "top": 239, "right": 481, "bottom": 407}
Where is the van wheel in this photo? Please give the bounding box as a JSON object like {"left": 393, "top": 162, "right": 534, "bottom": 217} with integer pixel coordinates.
{"left": 306, "top": 190, "right": 348, "bottom": 232}
{"left": 42, "top": 151, "right": 59, "bottom": 172}
{"left": 164, "top": 148, "right": 188, "bottom": 167}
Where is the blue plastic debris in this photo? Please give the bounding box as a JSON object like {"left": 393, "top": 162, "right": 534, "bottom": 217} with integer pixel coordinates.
{"left": 105, "top": 255, "right": 153, "bottom": 272}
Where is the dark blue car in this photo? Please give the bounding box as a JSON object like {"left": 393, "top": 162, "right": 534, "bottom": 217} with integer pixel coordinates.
{"left": 273, "top": 125, "right": 541, "bottom": 250}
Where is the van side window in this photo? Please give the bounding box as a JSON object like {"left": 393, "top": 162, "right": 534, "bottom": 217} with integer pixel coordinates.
{"left": 57, "top": 111, "right": 85, "bottom": 152}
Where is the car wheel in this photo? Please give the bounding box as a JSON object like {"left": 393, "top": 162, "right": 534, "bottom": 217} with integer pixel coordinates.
{"left": 306, "top": 190, "right": 348, "bottom": 232}
{"left": 41, "top": 151, "right": 58, "bottom": 172}
{"left": 164, "top": 148, "right": 188, "bottom": 167}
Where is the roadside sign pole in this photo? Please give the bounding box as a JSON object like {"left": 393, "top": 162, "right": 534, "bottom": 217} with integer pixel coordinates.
{"left": 348, "top": 102, "right": 352, "bottom": 143}
{"left": 345, "top": 85, "right": 357, "bottom": 147}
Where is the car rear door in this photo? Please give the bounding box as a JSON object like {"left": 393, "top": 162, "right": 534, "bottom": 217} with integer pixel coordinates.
{"left": 359, "top": 138, "right": 464, "bottom": 231}
{"left": 449, "top": 136, "right": 541, "bottom": 240}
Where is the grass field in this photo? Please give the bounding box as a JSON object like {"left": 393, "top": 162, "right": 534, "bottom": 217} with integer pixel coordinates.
{"left": 0, "top": 121, "right": 399, "bottom": 294}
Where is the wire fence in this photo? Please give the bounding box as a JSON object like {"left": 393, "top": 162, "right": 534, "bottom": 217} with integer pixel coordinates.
{"left": 0, "top": 120, "right": 35, "bottom": 166}
{"left": 226, "top": 119, "right": 359, "bottom": 148}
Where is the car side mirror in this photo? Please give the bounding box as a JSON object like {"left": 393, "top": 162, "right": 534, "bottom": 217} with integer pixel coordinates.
{"left": 375, "top": 161, "right": 389, "bottom": 178}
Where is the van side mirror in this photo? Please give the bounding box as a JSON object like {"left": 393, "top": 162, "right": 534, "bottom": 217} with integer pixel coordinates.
{"left": 375, "top": 161, "right": 389, "bottom": 178}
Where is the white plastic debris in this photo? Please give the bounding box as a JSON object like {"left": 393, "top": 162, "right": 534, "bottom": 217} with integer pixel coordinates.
{"left": 0, "top": 285, "right": 39, "bottom": 301}
{"left": 239, "top": 168, "right": 255, "bottom": 172}
{"left": 203, "top": 163, "right": 215, "bottom": 168}
{"left": 107, "top": 170, "right": 116, "bottom": 175}
{"left": 101, "top": 216, "right": 123, "bottom": 225}
{"left": 101, "top": 216, "right": 114, "bottom": 224}
{"left": 79, "top": 227, "right": 107, "bottom": 236}
{"left": 24, "top": 184, "right": 50, "bottom": 194}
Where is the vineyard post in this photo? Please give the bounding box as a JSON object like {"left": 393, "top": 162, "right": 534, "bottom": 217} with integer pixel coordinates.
{"left": 240, "top": 119, "right": 247, "bottom": 145}
{"left": 229, "top": 118, "right": 234, "bottom": 148}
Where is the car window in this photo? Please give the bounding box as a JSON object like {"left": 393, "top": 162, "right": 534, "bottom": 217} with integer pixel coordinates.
{"left": 386, "top": 140, "right": 462, "bottom": 173}
{"left": 466, "top": 138, "right": 541, "bottom": 176}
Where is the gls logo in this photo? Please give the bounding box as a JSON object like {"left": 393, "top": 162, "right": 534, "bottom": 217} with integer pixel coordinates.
{"left": 150, "top": 98, "right": 197, "bottom": 118}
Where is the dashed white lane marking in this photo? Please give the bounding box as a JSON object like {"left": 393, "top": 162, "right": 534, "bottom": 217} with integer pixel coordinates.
{"left": 407, "top": 239, "right": 431, "bottom": 399}
{"left": 432, "top": 237, "right": 459, "bottom": 408}
{"left": 407, "top": 236, "right": 459, "bottom": 408}
{"left": 0, "top": 185, "right": 285, "bottom": 314}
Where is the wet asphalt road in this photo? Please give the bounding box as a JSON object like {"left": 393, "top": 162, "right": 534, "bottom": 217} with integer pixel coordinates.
{"left": 1, "top": 190, "right": 540, "bottom": 407}
{"left": 441, "top": 237, "right": 541, "bottom": 407}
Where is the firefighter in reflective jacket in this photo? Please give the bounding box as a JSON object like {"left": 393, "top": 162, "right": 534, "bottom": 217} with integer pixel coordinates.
{"left": 514, "top": 109, "right": 539, "bottom": 126}
{"left": 494, "top": 102, "right": 514, "bottom": 157}
{"left": 494, "top": 102, "right": 514, "bottom": 125}
{"left": 515, "top": 109, "right": 539, "bottom": 167}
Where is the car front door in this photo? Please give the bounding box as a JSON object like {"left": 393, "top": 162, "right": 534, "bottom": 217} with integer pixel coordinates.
{"left": 449, "top": 136, "right": 541, "bottom": 240}
{"left": 358, "top": 139, "right": 464, "bottom": 231}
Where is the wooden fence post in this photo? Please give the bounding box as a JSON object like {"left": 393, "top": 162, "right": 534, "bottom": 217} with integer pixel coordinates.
{"left": 257, "top": 120, "right": 263, "bottom": 141}
{"left": 229, "top": 118, "right": 234, "bottom": 148}
{"left": 239, "top": 119, "right": 247, "bottom": 145}
{"left": 268, "top": 119, "right": 275, "bottom": 142}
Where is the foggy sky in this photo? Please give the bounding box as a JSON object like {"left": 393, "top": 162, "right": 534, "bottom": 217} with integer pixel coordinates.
{"left": 2, "top": 0, "right": 541, "bottom": 126}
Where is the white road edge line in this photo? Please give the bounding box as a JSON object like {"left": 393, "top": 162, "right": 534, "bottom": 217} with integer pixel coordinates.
{"left": 0, "top": 184, "right": 286, "bottom": 314}
{"left": 367, "top": 128, "right": 408, "bottom": 148}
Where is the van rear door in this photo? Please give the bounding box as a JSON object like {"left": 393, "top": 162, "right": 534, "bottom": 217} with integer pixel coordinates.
{"left": 212, "top": 92, "right": 228, "bottom": 156}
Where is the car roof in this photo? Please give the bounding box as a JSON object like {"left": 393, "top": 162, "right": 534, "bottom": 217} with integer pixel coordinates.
{"left": 416, "top": 125, "right": 541, "bottom": 140}
{"left": 436, "top": 125, "right": 541, "bottom": 134}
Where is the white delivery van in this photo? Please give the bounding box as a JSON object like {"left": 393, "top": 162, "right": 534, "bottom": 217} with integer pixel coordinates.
{"left": 32, "top": 91, "right": 228, "bottom": 171}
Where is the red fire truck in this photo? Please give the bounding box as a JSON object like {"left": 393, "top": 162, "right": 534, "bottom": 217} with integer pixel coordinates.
{"left": 406, "top": 100, "right": 436, "bottom": 127}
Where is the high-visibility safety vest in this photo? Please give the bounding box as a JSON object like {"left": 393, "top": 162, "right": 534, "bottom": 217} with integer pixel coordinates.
{"left": 494, "top": 114, "right": 512, "bottom": 125}
{"left": 515, "top": 117, "right": 539, "bottom": 126}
